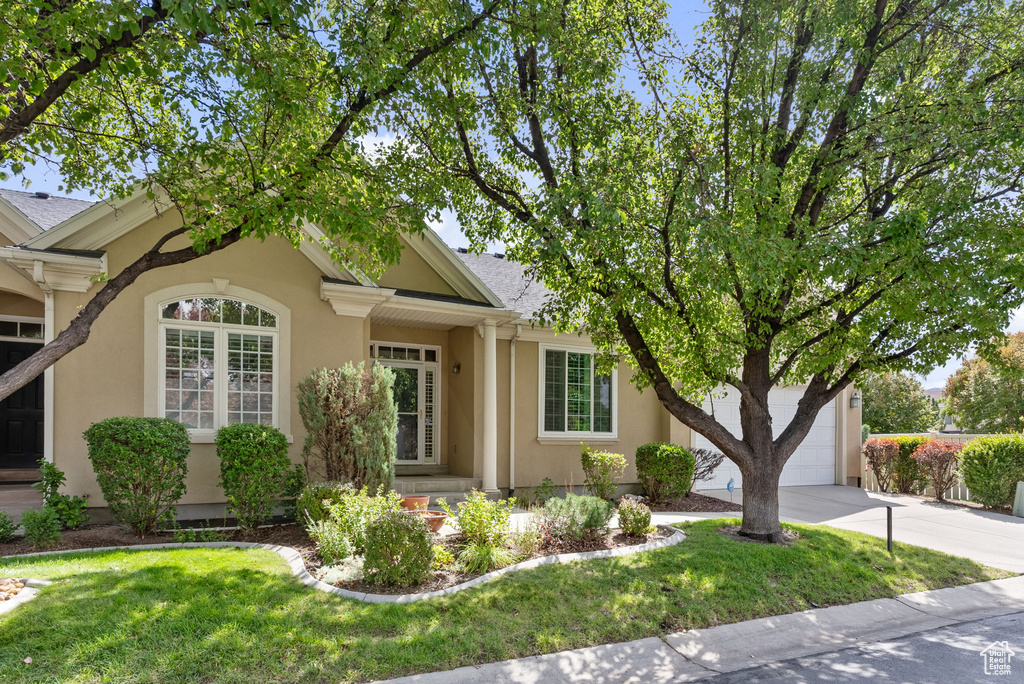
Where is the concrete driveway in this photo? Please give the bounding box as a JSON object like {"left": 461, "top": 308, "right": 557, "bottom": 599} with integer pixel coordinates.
{"left": 657, "top": 486, "right": 1024, "bottom": 573}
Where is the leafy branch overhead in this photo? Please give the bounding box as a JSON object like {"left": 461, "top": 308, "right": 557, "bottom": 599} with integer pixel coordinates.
{"left": 383, "top": 0, "right": 1024, "bottom": 539}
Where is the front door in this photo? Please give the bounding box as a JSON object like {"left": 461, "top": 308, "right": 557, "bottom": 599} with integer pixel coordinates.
{"left": 388, "top": 362, "right": 423, "bottom": 463}
{"left": 0, "top": 341, "right": 45, "bottom": 473}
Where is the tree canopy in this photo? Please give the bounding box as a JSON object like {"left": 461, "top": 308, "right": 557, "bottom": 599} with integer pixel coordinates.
{"left": 860, "top": 372, "right": 937, "bottom": 434}
{"left": 385, "top": 0, "right": 1024, "bottom": 539}
{"left": 0, "top": 0, "right": 497, "bottom": 400}
{"left": 946, "top": 333, "right": 1024, "bottom": 433}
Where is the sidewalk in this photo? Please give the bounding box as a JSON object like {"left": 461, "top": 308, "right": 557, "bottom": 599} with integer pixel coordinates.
{"left": 373, "top": 575, "right": 1024, "bottom": 683}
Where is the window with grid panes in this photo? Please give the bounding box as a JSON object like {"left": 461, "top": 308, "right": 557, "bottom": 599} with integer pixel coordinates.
{"left": 159, "top": 297, "right": 278, "bottom": 430}
{"left": 542, "top": 348, "right": 615, "bottom": 435}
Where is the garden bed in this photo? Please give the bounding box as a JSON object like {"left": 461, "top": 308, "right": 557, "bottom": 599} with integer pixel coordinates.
{"left": 647, "top": 492, "right": 742, "bottom": 513}
{"left": 328, "top": 526, "right": 674, "bottom": 595}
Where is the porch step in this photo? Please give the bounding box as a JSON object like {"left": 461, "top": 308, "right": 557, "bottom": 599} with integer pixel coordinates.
{"left": 394, "top": 464, "right": 451, "bottom": 477}
{"left": 394, "top": 476, "right": 482, "bottom": 495}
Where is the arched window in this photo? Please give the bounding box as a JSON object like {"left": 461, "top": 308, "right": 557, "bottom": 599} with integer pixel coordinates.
{"left": 159, "top": 297, "right": 279, "bottom": 431}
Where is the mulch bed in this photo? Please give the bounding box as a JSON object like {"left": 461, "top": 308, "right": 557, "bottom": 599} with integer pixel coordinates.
{"left": 647, "top": 492, "right": 742, "bottom": 513}
{"left": 0, "top": 522, "right": 313, "bottom": 559}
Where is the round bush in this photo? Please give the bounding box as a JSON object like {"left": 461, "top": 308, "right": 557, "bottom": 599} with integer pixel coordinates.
{"left": 635, "top": 442, "right": 695, "bottom": 502}
{"left": 617, "top": 498, "right": 653, "bottom": 536}
{"left": 216, "top": 423, "right": 291, "bottom": 531}
{"left": 296, "top": 481, "right": 354, "bottom": 525}
{"left": 960, "top": 434, "right": 1024, "bottom": 508}
{"left": 362, "top": 509, "right": 434, "bottom": 586}
{"left": 83, "top": 417, "right": 190, "bottom": 536}
{"left": 20, "top": 508, "right": 61, "bottom": 549}
{"left": 0, "top": 510, "right": 17, "bottom": 543}
{"left": 911, "top": 440, "right": 963, "bottom": 501}
{"left": 893, "top": 436, "right": 928, "bottom": 493}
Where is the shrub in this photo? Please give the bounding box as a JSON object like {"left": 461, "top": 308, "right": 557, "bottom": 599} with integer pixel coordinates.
{"left": 439, "top": 489, "right": 514, "bottom": 546}
{"left": 458, "top": 542, "right": 517, "bottom": 574}
{"left": 912, "top": 440, "right": 964, "bottom": 501}
{"left": 617, "top": 498, "right": 653, "bottom": 536}
{"left": 324, "top": 487, "right": 402, "bottom": 556}
{"left": 540, "top": 493, "right": 614, "bottom": 542}
{"left": 960, "top": 434, "right": 1024, "bottom": 508}
{"left": 863, "top": 437, "right": 900, "bottom": 492}
{"left": 580, "top": 443, "right": 627, "bottom": 500}
{"left": 216, "top": 423, "right": 291, "bottom": 531}
{"left": 296, "top": 481, "right": 353, "bottom": 525}
{"left": 362, "top": 509, "right": 433, "bottom": 586}
{"left": 635, "top": 442, "right": 695, "bottom": 502}
{"left": 33, "top": 459, "right": 90, "bottom": 529}
{"left": 509, "top": 516, "right": 544, "bottom": 559}
{"left": 280, "top": 464, "right": 306, "bottom": 520}
{"left": 688, "top": 448, "right": 726, "bottom": 494}
{"left": 297, "top": 363, "right": 397, "bottom": 492}
{"left": 0, "top": 511, "right": 16, "bottom": 543}
{"left": 83, "top": 417, "right": 190, "bottom": 536}
{"left": 893, "top": 436, "right": 928, "bottom": 493}
{"left": 20, "top": 508, "right": 61, "bottom": 549}
{"left": 535, "top": 477, "right": 557, "bottom": 506}
{"left": 306, "top": 517, "right": 352, "bottom": 565}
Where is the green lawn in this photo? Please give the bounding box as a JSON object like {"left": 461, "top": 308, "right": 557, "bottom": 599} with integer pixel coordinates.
{"left": 0, "top": 519, "right": 1010, "bottom": 683}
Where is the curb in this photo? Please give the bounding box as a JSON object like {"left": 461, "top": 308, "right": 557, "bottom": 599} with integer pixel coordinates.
{"left": 0, "top": 526, "right": 686, "bottom": 604}
{"left": 0, "top": 578, "right": 52, "bottom": 616}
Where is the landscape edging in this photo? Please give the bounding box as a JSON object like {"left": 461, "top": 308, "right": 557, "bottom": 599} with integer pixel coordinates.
{"left": 0, "top": 525, "right": 686, "bottom": 604}
{"left": 0, "top": 578, "right": 52, "bottom": 616}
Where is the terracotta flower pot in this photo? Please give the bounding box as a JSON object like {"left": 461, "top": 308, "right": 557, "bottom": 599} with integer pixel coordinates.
{"left": 400, "top": 495, "right": 430, "bottom": 511}
{"left": 416, "top": 510, "right": 447, "bottom": 533}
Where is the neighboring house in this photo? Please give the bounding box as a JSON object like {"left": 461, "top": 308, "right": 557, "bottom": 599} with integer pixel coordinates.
{"left": 0, "top": 188, "right": 862, "bottom": 515}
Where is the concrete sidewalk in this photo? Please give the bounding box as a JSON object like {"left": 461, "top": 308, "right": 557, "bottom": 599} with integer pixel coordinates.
{"left": 653, "top": 486, "right": 1024, "bottom": 573}
{"left": 374, "top": 575, "right": 1024, "bottom": 683}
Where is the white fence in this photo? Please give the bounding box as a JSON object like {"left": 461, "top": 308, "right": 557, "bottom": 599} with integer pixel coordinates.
{"left": 863, "top": 433, "right": 995, "bottom": 502}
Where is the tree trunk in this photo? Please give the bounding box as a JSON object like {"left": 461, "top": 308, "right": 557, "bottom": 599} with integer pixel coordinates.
{"left": 737, "top": 461, "right": 785, "bottom": 542}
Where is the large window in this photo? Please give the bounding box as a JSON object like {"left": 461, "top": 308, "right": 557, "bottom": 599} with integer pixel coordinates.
{"left": 159, "top": 297, "right": 278, "bottom": 431}
{"left": 541, "top": 347, "right": 615, "bottom": 436}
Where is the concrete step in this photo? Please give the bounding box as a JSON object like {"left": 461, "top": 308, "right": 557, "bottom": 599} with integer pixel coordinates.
{"left": 394, "top": 464, "right": 451, "bottom": 476}
{"left": 394, "top": 476, "right": 482, "bottom": 494}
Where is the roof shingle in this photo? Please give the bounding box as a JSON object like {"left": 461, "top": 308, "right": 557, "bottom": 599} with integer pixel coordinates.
{"left": 0, "top": 188, "right": 95, "bottom": 232}
{"left": 453, "top": 250, "right": 550, "bottom": 319}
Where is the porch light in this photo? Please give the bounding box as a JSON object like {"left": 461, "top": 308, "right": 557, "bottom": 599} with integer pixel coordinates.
{"left": 451, "top": 362, "right": 461, "bottom": 374}
{"left": 850, "top": 391, "right": 861, "bottom": 408}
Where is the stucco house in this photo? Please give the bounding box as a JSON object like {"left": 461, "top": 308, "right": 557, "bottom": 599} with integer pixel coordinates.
{"left": 0, "top": 188, "right": 862, "bottom": 516}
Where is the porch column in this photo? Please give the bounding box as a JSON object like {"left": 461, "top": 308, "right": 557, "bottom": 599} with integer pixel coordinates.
{"left": 482, "top": 319, "right": 498, "bottom": 492}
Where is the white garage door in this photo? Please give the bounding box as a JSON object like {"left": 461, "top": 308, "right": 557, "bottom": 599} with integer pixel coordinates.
{"left": 694, "top": 387, "right": 836, "bottom": 489}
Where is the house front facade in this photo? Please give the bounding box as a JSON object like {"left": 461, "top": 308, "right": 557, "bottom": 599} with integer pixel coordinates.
{"left": 0, "top": 188, "right": 863, "bottom": 514}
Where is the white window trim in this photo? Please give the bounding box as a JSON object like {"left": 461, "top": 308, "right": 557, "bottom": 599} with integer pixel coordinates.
{"left": 537, "top": 343, "right": 618, "bottom": 441}
{"left": 370, "top": 340, "right": 442, "bottom": 464}
{"left": 144, "top": 283, "right": 292, "bottom": 443}
{"left": 0, "top": 314, "right": 45, "bottom": 344}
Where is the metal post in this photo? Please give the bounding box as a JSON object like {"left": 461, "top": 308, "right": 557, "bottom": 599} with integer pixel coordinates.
{"left": 887, "top": 505, "right": 893, "bottom": 555}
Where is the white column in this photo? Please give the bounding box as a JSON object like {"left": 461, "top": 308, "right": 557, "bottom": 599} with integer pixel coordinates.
{"left": 43, "top": 290, "right": 54, "bottom": 464}
{"left": 482, "top": 319, "right": 498, "bottom": 492}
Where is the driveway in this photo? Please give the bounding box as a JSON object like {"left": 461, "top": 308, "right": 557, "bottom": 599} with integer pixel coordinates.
{"left": 655, "top": 486, "right": 1024, "bottom": 573}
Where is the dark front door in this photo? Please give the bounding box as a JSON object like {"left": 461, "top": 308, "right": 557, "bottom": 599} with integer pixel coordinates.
{"left": 0, "top": 341, "right": 44, "bottom": 470}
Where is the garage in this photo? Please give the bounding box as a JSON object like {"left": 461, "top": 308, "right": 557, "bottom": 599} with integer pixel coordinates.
{"left": 693, "top": 387, "right": 837, "bottom": 489}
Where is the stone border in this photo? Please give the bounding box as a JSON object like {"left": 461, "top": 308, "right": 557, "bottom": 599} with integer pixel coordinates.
{"left": 0, "top": 525, "right": 686, "bottom": 604}
{"left": 0, "top": 578, "right": 52, "bottom": 616}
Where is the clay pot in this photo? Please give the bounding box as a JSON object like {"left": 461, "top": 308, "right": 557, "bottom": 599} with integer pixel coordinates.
{"left": 400, "top": 495, "right": 430, "bottom": 511}
{"left": 416, "top": 510, "right": 447, "bottom": 533}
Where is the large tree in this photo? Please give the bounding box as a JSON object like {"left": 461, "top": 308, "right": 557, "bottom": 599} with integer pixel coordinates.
{"left": 946, "top": 333, "right": 1024, "bottom": 433}
{"left": 0, "top": 0, "right": 498, "bottom": 399}
{"left": 860, "top": 372, "right": 938, "bottom": 434}
{"left": 387, "top": 0, "right": 1024, "bottom": 540}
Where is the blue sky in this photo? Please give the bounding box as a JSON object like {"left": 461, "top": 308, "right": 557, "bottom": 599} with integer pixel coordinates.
{"left": 0, "top": 1, "right": 1017, "bottom": 387}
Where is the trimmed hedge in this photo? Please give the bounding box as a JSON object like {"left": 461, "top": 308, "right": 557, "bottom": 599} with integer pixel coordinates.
{"left": 892, "top": 436, "right": 928, "bottom": 493}
{"left": 83, "top": 417, "right": 190, "bottom": 536}
{"left": 960, "top": 434, "right": 1024, "bottom": 509}
{"left": 216, "top": 423, "right": 291, "bottom": 531}
{"left": 580, "top": 444, "right": 627, "bottom": 500}
{"left": 635, "top": 442, "right": 695, "bottom": 502}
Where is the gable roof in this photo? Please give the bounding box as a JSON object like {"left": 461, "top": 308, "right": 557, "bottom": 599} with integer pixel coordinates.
{"left": 0, "top": 188, "right": 95, "bottom": 232}
{"left": 454, "top": 250, "right": 551, "bottom": 319}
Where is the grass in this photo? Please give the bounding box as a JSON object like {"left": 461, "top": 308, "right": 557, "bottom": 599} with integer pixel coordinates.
{"left": 0, "top": 519, "right": 1011, "bottom": 683}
